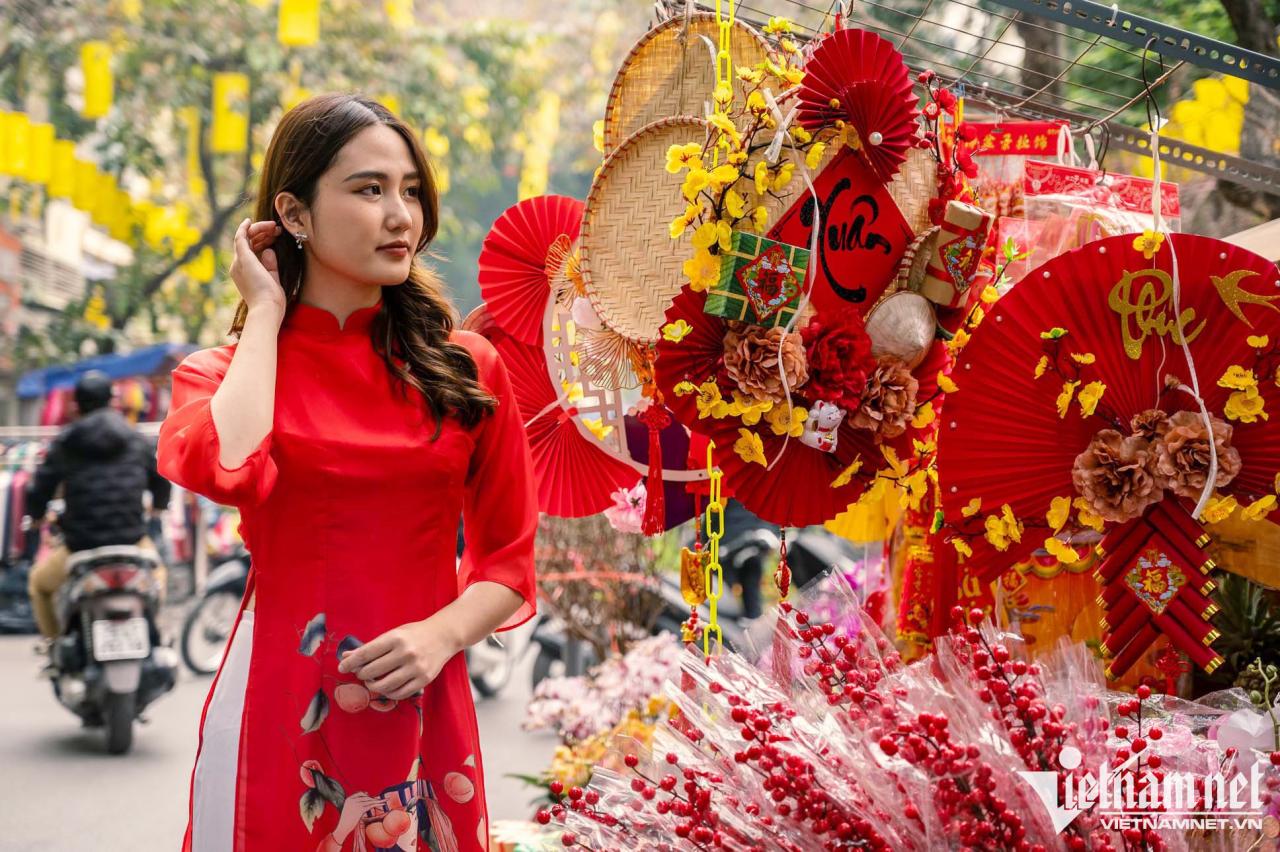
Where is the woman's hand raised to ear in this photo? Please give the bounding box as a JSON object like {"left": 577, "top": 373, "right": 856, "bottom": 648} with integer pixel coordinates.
{"left": 229, "top": 219, "right": 287, "bottom": 318}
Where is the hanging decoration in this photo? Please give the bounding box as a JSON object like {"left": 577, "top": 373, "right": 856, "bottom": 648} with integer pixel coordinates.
{"left": 794, "top": 28, "right": 920, "bottom": 181}
{"left": 277, "top": 0, "right": 320, "bottom": 47}
{"left": 80, "top": 41, "right": 114, "bottom": 119}
{"left": 477, "top": 195, "right": 584, "bottom": 346}
{"left": 211, "top": 72, "right": 250, "bottom": 155}
{"left": 937, "top": 232, "right": 1280, "bottom": 675}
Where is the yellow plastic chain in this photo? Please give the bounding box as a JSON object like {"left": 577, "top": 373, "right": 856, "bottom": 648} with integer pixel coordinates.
{"left": 711, "top": 0, "right": 735, "bottom": 167}
{"left": 702, "top": 441, "right": 725, "bottom": 656}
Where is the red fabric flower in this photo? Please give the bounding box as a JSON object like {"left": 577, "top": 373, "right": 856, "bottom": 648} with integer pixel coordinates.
{"left": 934, "top": 88, "right": 958, "bottom": 111}
{"left": 956, "top": 144, "right": 979, "bottom": 179}
{"left": 923, "top": 101, "right": 940, "bottom": 120}
{"left": 800, "top": 314, "right": 875, "bottom": 411}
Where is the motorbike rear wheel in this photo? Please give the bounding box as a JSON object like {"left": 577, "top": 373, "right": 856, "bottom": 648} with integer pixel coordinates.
{"left": 181, "top": 590, "right": 241, "bottom": 675}
{"left": 104, "top": 691, "right": 135, "bottom": 755}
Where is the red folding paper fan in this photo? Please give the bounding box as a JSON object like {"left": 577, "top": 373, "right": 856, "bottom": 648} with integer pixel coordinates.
{"left": 654, "top": 286, "right": 950, "bottom": 526}
{"left": 937, "top": 233, "right": 1280, "bottom": 578}
{"left": 796, "top": 29, "right": 920, "bottom": 181}
{"left": 478, "top": 195, "right": 584, "bottom": 345}
{"left": 484, "top": 325, "right": 640, "bottom": 518}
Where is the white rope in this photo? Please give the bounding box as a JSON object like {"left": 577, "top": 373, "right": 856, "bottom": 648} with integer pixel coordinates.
{"left": 1151, "top": 129, "right": 1218, "bottom": 520}
{"left": 760, "top": 87, "right": 824, "bottom": 470}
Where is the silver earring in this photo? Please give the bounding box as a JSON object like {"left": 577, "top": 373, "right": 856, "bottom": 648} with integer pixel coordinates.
{"left": 294, "top": 232, "right": 308, "bottom": 250}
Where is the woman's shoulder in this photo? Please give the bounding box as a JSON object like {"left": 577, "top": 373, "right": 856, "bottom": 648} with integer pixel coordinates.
{"left": 173, "top": 343, "right": 239, "bottom": 381}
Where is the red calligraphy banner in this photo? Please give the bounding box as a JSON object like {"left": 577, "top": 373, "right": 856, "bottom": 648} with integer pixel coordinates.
{"left": 959, "top": 121, "right": 1065, "bottom": 157}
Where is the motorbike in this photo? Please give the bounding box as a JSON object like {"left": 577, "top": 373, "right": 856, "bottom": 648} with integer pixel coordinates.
{"left": 180, "top": 549, "right": 251, "bottom": 675}
{"left": 49, "top": 543, "right": 179, "bottom": 754}
{"left": 464, "top": 615, "right": 540, "bottom": 699}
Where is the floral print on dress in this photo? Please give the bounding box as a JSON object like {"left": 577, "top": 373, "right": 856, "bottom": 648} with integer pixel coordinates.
{"left": 292, "top": 612, "right": 462, "bottom": 851}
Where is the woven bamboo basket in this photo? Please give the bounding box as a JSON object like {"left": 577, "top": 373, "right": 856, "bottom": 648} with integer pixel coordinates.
{"left": 580, "top": 116, "right": 708, "bottom": 345}
{"left": 887, "top": 146, "right": 938, "bottom": 235}
{"left": 602, "top": 13, "right": 770, "bottom": 155}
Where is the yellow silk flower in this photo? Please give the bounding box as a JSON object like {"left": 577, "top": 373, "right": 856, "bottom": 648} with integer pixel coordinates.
{"left": 961, "top": 497, "right": 982, "bottom": 518}
{"left": 1043, "top": 536, "right": 1081, "bottom": 564}
{"left": 665, "top": 142, "right": 704, "bottom": 174}
{"left": 1201, "top": 494, "right": 1239, "bottom": 524}
{"left": 731, "top": 392, "right": 773, "bottom": 426}
{"left": 734, "top": 428, "right": 767, "bottom": 466}
{"left": 1046, "top": 496, "right": 1072, "bottom": 532}
{"left": 1242, "top": 494, "right": 1278, "bottom": 521}
{"left": 766, "top": 403, "right": 806, "bottom": 437}
{"left": 695, "top": 382, "right": 730, "bottom": 420}
{"left": 1225, "top": 388, "right": 1268, "bottom": 423}
{"left": 682, "top": 168, "right": 710, "bottom": 202}
{"left": 1077, "top": 381, "right": 1106, "bottom": 417}
{"left": 662, "top": 320, "right": 692, "bottom": 343}
{"left": 668, "top": 203, "right": 701, "bottom": 239}
{"left": 1056, "top": 380, "right": 1080, "bottom": 419}
{"left": 1133, "top": 230, "right": 1165, "bottom": 260}
{"left": 1218, "top": 365, "right": 1258, "bottom": 392}
{"left": 683, "top": 249, "right": 720, "bottom": 292}
{"left": 937, "top": 372, "right": 958, "bottom": 393}
{"left": 1073, "top": 497, "right": 1105, "bottom": 531}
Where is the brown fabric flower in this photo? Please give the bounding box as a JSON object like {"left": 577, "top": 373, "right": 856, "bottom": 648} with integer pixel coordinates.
{"left": 1130, "top": 409, "right": 1171, "bottom": 442}
{"left": 1072, "top": 430, "right": 1163, "bottom": 523}
{"left": 851, "top": 356, "right": 919, "bottom": 439}
{"left": 722, "top": 321, "right": 809, "bottom": 404}
{"left": 1154, "top": 410, "right": 1242, "bottom": 500}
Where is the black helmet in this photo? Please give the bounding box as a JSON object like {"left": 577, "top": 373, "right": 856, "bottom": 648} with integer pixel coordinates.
{"left": 74, "top": 370, "right": 114, "bottom": 413}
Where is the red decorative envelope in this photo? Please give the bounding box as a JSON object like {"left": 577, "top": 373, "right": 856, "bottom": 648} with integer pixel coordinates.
{"left": 767, "top": 148, "right": 915, "bottom": 322}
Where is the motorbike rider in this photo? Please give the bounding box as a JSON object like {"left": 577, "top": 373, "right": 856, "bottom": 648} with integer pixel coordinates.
{"left": 25, "top": 370, "right": 172, "bottom": 645}
{"left": 720, "top": 498, "right": 779, "bottom": 620}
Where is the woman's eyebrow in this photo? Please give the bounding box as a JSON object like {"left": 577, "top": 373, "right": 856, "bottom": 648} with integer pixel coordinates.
{"left": 341, "top": 170, "right": 422, "bottom": 182}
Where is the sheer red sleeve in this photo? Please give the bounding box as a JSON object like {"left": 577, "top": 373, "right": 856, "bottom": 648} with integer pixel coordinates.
{"left": 157, "top": 347, "right": 278, "bottom": 509}
{"left": 455, "top": 332, "right": 538, "bottom": 631}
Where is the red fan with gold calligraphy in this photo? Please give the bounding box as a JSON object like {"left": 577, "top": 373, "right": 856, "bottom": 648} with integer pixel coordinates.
{"left": 483, "top": 325, "right": 639, "bottom": 518}
{"left": 477, "top": 195, "right": 584, "bottom": 345}
{"left": 796, "top": 28, "right": 920, "bottom": 181}
{"left": 937, "top": 233, "right": 1280, "bottom": 675}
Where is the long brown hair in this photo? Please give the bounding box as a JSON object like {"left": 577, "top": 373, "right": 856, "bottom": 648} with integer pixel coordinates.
{"left": 230, "top": 93, "right": 495, "bottom": 437}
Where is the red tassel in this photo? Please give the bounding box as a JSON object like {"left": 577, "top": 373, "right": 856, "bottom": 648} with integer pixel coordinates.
{"left": 639, "top": 405, "right": 670, "bottom": 535}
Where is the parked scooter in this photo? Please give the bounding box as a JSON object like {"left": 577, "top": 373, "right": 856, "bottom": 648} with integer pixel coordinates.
{"left": 180, "top": 549, "right": 250, "bottom": 675}
{"left": 48, "top": 543, "right": 178, "bottom": 754}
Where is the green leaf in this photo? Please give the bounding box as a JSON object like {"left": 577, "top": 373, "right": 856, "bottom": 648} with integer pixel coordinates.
{"left": 301, "top": 688, "right": 329, "bottom": 733}
{"left": 299, "top": 788, "right": 324, "bottom": 833}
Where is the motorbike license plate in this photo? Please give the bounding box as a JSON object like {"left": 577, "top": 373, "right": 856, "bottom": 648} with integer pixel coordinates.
{"left": 91, "top": 618, "right": 150, "bottom": 662}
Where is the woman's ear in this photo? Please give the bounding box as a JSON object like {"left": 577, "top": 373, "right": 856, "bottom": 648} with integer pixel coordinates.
{"left": 274, "top": 192, "right": 311, "bottom": 239}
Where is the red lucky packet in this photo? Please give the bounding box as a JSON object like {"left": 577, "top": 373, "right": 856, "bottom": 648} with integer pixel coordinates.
{"left": 768, "top": 147, "right": 915, "bottom": 320}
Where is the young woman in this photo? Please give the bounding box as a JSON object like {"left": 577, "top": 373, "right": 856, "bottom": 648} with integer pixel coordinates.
{"left": 158, "top": 93, "right": 537, "bottom": 851}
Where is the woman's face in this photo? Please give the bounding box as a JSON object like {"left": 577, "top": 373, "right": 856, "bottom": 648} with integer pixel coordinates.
{"left": 295, "top": 123, "right": 425, "bottom": 288}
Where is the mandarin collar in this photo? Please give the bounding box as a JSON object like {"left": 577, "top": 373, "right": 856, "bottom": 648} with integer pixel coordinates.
{"left": 283, "top": 300, "right": 383, "bottom": 336}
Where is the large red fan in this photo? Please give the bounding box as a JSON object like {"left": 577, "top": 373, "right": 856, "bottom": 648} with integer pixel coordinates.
{"left": 478, "top": 195, "right": 584, "bottom": 345}
{"left": 796, "top": 28, "right": 920, "bottom": 181}
{"left": 483, "top": 325, "right": 639, "bottom": 518}
{"left": 655, "top": 286, "right": 949, "bottom": 526}
{"left": 938, "top": 233, "right": 1280, "bottom": 577}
